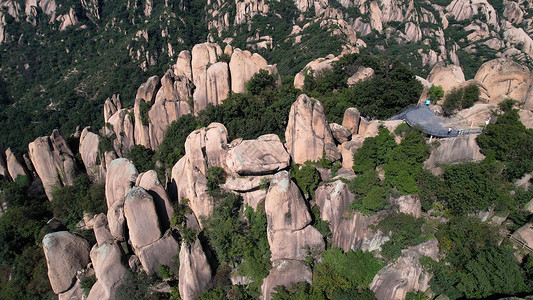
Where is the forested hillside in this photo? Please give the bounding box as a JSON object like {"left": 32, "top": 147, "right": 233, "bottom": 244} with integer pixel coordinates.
{"left": 0, "top": 0, "right": 533, "bottom": 300}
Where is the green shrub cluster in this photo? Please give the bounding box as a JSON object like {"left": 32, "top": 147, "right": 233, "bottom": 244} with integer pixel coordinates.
{"left": 442, "top": 85, "right": 480, "bottom": 116}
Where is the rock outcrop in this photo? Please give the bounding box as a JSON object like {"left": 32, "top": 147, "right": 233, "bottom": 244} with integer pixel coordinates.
{"left": 42, "top": 232, "right": 91, "bottom": 294}
{"left": 105, "top": 158, "right": 138, "bottom": 241}
{"left": 171, "top": 123, "right": 229, "bottom": 227}
{"left": 370, "top": 239, "right": 439, "bottom": 300}
{"left": 285, "top": 94, "right": 339, "bottom": 164}
{"left": 226, "top": 134, "right": 290, "bottom": 175}
{"left": 179, "top": 239, "right": 212, "bottom": 300}
{"left": 427, "top": 63, "right": 465, "bottom": 94}
{"left": 342, "top": 107, "right": 361, "bottom": 135}
{"left": 265, "top": 171, "right": 325, "bottom": 261}
{"left": 391, "top": 195, "right": 422, "bottom": 218}
{"left": 294, "top": 54, "right": 339, "bottom": 90}
{"left": 28, "top": 130, "right": 77, "bottom": 200}
{"left": 88, "top": 241, "right": 128, "bottom": 300}
{"left": 261, "top": 260, "right": 312, "bottom": 300}
{"left": 106, "top": 108, "right": 135, "bottom": 156}
{"left": 474, "top": 58, "right": 533, "bottom": 107}
{"left": 424, "top": 135, "right": 485, "bottom": 175}
{"left": 137, "top": 230, "right": 180, "bottom": 275}
{"left": 229, "top": 48, "right": 274, "bottom": 94}
{"left": 134, "top": 76, "right": 160, "bottom": 148}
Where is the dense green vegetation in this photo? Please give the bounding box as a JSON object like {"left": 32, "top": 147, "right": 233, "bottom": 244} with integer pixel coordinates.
{"left": 0, "top": 177, "right": 54, "bottom": 299}
{"left": 442, "top": 85, "right": 480, "bottom": 116}
{"left": 304, "top": 54, "right": 423, "bottom": 122}
{"left": 476, "top": 109, "right": 533, "bottom": 179}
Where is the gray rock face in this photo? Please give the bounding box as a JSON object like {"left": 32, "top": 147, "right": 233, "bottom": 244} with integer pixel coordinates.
{"left": 179, "top": 239, "right": 212, "bottom": 300}
{"left": 370, "top": 239, "right": 439, "bottom": 300}
{"left": 42, "top": 232, "right": 91, "bottom": 294}
{"left": 138, "top": 230, "right": 180, "bottom": 275}
{"left": 106, "top": 158, "right": 138, "bottom": 241}
{"left": 124, "top": 187, "right": 162, "bottom": 250}
{"left": 424, "top": 135, "right": 484, "bottom": 174}
{"left": 226, "top": 134, "right": 290, "bottom": 175}
{"left": 261, "top": 260, "right": 312, "bottom": 300}
{"left": 265, "top": 171, "right": 325, "bottom": 261}
{"left": 28, "top": 130, "right": 78, "bottom": 200}
{"left": 285, "top": 94, "right": 339, "bottom": 164}
{"left": 136, "top": 170, "right": 174, "bottom": 231}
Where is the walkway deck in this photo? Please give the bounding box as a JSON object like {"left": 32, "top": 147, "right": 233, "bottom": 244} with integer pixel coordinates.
{"left": 389, "top": 105, "right": 483, "bottom": 138}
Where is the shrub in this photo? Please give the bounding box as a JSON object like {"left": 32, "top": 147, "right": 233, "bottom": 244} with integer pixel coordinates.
{"left": 246, "top": 69, "right": 276, "bottom": 95}
{"left": 125, "top": 145, "right": 155, "bottom": 173}
{"left": 206, "top": 166, "right": 226, "bottom": 196}
{"left": 291, "top": 164, "right": 321, "bottom": 199}
{"left": 428, "top": 85, "right": 444, "bottom": 103}
{"left": 442, "top": 85, "right": 479, "bottom": 115}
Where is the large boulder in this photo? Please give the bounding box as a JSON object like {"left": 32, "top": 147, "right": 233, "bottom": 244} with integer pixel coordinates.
{"left": 265, "top": 171, "right": 325, "bottom": 261}
{"left": 285, "top": 94, "right": 339, "bottom": 164}
{"left": 261, "top": 260, "right": 312, "bottom": 300}
{"left": 342, "top": 107, "right": 361, "bottom": 135}
{"left": 347, "top": 66, "right": 374, "bottom": 86}
{"left": 424, "top": 135, "right": 485, "bottom": 175}
{"left": 511, "top": 223, "right": 533, "bottom": 250}
{"left": 339, "top": 139, "right": 364, "bottom": 169}
{"left": 79, "top": 127, "right": 104, "bottom": 182}
{"left": 226, "top": 134, "right": 290, "bottom": 175}
{"left": 391, "top": 195, "right": 421, "bottom": 218}
{"left": 89, "top": 241, "right": 128, "bottom": 300}
{"left": 137, "top": 230, "right": 180, "bottom": 275}
{"left": 5, "top": 147, "right": 30, "bottom": 181}
{"left": 92, "top": 213, "right": 114, "bottom": 246}
{"left": 474, "top": 58, "right": 533, "bottom": 107}
{"left": 229, "top": 48, "right": 273, "bottom": 94}
{"left": 42, "top": 232, "right": 91, "bottom": 294}
{"left": 179, "top": 239, "right": 212, "bottom": 300}
{"left": 519, "top": 109, "right": 533, "bottom": 129}
{"left": 329, "top": 123, "right": 351, "bottom": 143}
{"left": 370, "top": 239, "right": 439, "bottom": 300}
{"left": 137, "top": 170, "right": 174, "bottom": 231}
{"left": 124, "top": 187, "right": 162, "bottom": 250}
{"left": 28, "top": 130, "right": 77, "bottom": 200}
{"left": 427, "top": 63, "right": 465, "bottom": 94}
{"left": 106, "top": 158, "right": 138, "bottom": 241}
{"left": 293, "top": 54, "right": 339, "bottom": 90}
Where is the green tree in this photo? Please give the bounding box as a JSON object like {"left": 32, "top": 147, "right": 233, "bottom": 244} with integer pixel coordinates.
{"left": 428, "top": 85, "right": 444, "bottom": 103}
{"left": 352, "top": 127, "right": 397, "bottom": 173}
{"left": 246, "top": 69, "right": 276, "bottom": 95}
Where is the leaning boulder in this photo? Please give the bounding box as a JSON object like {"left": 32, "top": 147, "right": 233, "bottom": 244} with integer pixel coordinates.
{"left": 42, "top": 232, "right": 91, "bottom": 294}
{"left": 285, "top": 94, "right": 339, "bottom": 164}
{"left": 229, "top": 48, "right": 270, "bottom": 94}
{"left": 226, "top": 134, "right": 290, "bottom": 175}
{"left": 136, "top": 170, "right": 174, "bottom": 231}
{"left": 124, "top": 187, "right": 162, "bottom": 250}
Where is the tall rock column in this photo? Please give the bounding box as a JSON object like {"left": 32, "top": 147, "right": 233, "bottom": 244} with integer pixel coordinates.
{"left": 285, "top": 94, "right": 340, "bottom": 164}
